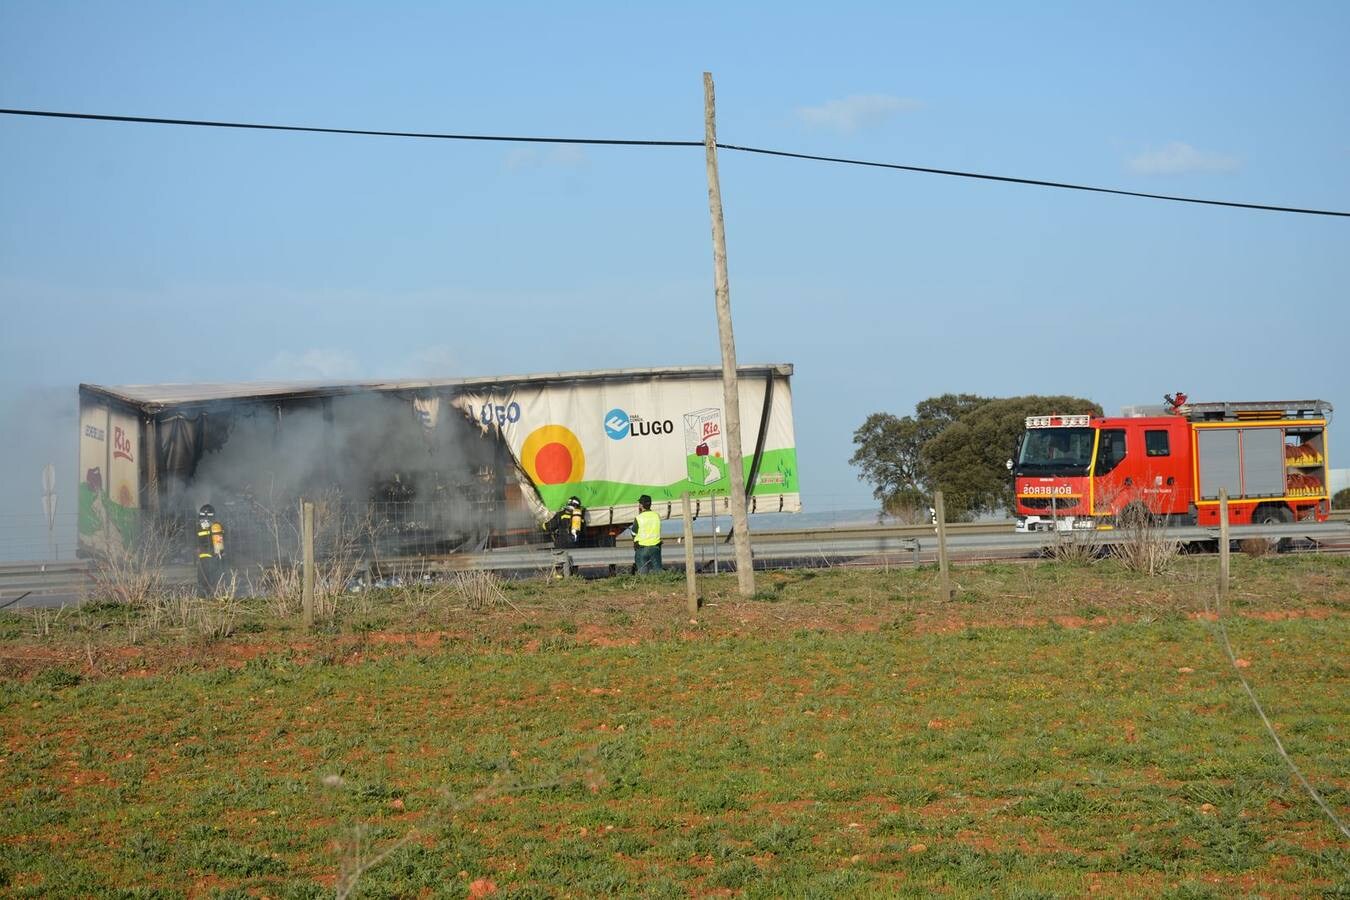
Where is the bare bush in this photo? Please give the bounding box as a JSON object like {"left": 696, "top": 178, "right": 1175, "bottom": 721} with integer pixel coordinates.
{"left": 1110, "top": 505, "right": 1180, "bottom": 576}
{"left": 257, "top": 562, "right": 303, "bottom": 617}
{"left": 249, "top": 491, "right": 371, "bottom": 623}
{"left": 1238, "top": 538, "right": 1272, "bottom": 558}
{"left": 1049, "top": 526, "right": 1103, "bottom": 564}
{"left": 452, "top": 570, "right": 514, "bottom": 611}
{"left": 87, "top": 518, "right": 183, "bottom": 607}
{"left": 134, "top": 577, "right": 240, "bottom": 641}
{"left": 29, "top": 605, "right": 69, "bottom": 638}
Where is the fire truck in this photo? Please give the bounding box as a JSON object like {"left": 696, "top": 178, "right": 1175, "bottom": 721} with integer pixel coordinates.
{"left": 1012, "top": 394, "right": 1333, "bottom": 532}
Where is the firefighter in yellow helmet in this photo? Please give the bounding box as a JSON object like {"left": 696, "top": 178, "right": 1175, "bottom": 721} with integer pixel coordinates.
{"left": 195, "top": 503, "right": 227, "bottom": 596}
{"left": 546, "top": 495, "right": 585, "bottom": 549}
{"left": 631, "top": 494, "right": 662, "bottom": 574}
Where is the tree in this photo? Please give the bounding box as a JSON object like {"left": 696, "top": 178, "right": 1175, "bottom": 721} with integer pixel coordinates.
{"left": 922, "top": 396, "right": 1100, "bottom": 518}
{"left": 1333, "top": 487, "right": 1350, "bottom": 510}
{"left": 849, "top": 394, "right": 987, "bottom": 519}
{"left": 852, "top": 393, "right": 1101, "bottom": 520}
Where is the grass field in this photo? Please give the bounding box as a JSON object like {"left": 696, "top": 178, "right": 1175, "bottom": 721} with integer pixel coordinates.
{"left": 1, "top": 555, "right": 1347, "bottom": 897}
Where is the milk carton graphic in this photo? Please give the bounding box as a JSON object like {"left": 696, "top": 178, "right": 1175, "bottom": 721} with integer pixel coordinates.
{"left": 684, "top": 407, "right": 728, "bottom": 487}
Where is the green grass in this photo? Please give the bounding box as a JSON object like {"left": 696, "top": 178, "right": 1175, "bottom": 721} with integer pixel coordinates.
{"left": 1, "top": 557, "right": 1347, "bottom": 896}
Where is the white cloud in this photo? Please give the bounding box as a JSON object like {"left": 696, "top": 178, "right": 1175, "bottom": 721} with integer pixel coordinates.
{"left": 1127, "top": 142, "right": 1241, "bottom": 176}
{"left": 795, "top": 94, "right": 923, "bottom": 133}
{"left": 503, "top": 144, "right": 590, "bottom": 172}
{"left": 259, "top": 348, "right": 363, "bottom": 381}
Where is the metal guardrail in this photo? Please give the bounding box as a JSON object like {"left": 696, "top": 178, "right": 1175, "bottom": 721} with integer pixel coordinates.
{"left": 3, "top": 515, "right": 1346, "bottom": 600}
{"left": 0, "top": 561, "right": 92, "bottom": 597}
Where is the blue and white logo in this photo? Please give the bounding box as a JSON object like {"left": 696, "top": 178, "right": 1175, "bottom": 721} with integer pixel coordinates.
{"left": 604, "top": 408, "right": 631, "bottom": 440}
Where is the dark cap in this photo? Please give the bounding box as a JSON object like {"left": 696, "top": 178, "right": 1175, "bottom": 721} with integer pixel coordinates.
{"left": 638, "top": 494, "right": 652, "bottom": 508}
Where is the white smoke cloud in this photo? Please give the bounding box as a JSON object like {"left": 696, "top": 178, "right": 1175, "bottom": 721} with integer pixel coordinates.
{"left": 1127, "top": 142, "right": 1241, "bottom": 176}
{"left": 796, "top": 94, "right": 923, "bottom": 133}
{"left": 258, "top": 348, "right": 364, "bottom": 381}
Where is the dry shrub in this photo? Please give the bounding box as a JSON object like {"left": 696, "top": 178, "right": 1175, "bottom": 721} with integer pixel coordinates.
{"left": 29, "top": 605, "right": 69, "bottom": 638}
{"left": 1238, "top": 538, "right": 1272, "bottom": 558}
{"left": 256, "top": 556, "right": 363, "bottom": 621}
{"left": 453, "top": 571, "right": 513, "bottom": 611}
{"left": 140, "top": 577, "right": 240, "bottom": 641}
{"left": 1110, "top": 505, "right": 1180, "bottom": 576}
{"left": 88, "top": 519, "right": 182, "bottom": 607}
{"left": 1049, "top": 526, "right": 1103, "bottom": 564}
{"left": 252, "top": 493, "right": 370, "bottom": 622}
{"left": 257, "top": 562, "right": 304, "bottom": 617}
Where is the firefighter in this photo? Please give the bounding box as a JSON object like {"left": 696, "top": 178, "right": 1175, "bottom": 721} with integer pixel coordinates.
{"left": 195, "top": 504, "right": 227, "bottom": 596}
{"left": 630, "top": 494, "right": 663, "bottom": 574}
{"left": 545, "top": 496, "right": 585, "bottom": 549}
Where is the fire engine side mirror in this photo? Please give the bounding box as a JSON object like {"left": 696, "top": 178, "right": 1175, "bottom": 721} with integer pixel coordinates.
{"left": 1005, "top": 459, "right": 1013, "bottom": 471}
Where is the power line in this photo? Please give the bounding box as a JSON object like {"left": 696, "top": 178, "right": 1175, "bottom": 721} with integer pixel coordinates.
{"left": 2, "top": 107, "right": 1347, "bottom": 218}
{"left": 0, "top": 108, "right": 699, "bottom": 147}
{"left": 718, "top": 144, "right": 1350, "bottom": 218}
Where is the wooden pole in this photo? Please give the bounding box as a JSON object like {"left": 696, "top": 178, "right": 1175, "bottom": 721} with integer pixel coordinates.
{"left": 703, "top": 71, "right": 755, "bottom": 598}
{"left": 682, "top": 492, "right": 698, "bottom": 615}
{"left": 301, "top": 500, "right": 315, "bottom": 629}
{"left": 1218, "top": 489, "right": 1230, "bottom": 601}
{"left": 934, "top": 490, "right": 952, "bottom": 600}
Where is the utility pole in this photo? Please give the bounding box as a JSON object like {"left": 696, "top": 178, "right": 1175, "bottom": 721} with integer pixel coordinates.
{"left": 703, "top": 71, "right": 755, "bottom": 597}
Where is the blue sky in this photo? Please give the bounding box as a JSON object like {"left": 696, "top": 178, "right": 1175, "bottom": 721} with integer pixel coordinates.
{"left": 2, "top": 0, "right": 1347, "bottom": 527}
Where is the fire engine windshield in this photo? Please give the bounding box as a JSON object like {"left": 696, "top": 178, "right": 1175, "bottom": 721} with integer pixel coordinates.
{"left": 1016, "top": 427, "right": 1094, "bottom": 475}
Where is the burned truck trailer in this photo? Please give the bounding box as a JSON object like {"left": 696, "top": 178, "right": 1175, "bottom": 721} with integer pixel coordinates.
{"left": 77, "top": 364, "right": 800, "bottom": 561}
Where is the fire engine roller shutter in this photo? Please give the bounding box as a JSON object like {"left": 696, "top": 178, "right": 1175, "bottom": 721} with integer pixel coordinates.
{"left": 1240, "top": 428, "right": 1285, "bottom": 497}
{"left": 1197, "top": 429, "right": 1240, "bottom": 500}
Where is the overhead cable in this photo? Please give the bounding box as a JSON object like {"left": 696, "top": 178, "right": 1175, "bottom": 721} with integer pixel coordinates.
{"left": 0, "top": 108, "right": 699, "bottom": 147}
{"left": 717, "top": 144, "right": 1350, "bottom": 218}
{"left": 2, "top": 107, "right": 1347, "bottom": 218}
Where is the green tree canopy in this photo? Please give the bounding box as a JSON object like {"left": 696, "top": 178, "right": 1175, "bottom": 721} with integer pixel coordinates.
{"left": 852, "top": 394, "right": 1101, "bottom": 520}
{"left": 849, "top": 394, "right": 986, "bottom": 518}
{"left": 1333, "top": 487, "right": 1350, "bottom": 510}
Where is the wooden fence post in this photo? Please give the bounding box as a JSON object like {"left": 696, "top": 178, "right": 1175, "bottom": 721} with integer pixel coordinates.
{"left": 1218, "top": 489, "right": 1230, "bottom": 601}
{"left": 934, "top": 490, "right": 952, "bottom": 600}
{"left": 301, "top": 500, "right": 315, "bottom": 630}
{"left": 682, "top": 493, "right": 698, "bottom": 615}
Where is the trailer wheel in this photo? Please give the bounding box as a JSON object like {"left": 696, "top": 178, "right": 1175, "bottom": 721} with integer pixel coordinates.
{"left": 1250, "top": 504, "right": 1292, "bottom": 553}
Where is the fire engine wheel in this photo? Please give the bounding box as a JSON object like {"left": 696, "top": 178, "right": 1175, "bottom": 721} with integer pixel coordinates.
{"left": 1251, "top": 504, "right": 1292, "bottom": 553}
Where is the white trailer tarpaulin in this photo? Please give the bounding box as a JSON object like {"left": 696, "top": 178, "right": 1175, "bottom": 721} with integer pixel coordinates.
{"left": 456, "top": 373, "right": 799, "bottom": 523}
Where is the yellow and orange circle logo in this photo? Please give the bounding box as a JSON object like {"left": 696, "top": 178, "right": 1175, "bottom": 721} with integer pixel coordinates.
{"left": 521, "top": 425, "right": 586, "bottom": 485}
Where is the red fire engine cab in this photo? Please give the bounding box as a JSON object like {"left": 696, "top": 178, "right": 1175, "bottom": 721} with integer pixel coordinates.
{"left": 1012, "top": 395, "right": 1333, "bottom": 533}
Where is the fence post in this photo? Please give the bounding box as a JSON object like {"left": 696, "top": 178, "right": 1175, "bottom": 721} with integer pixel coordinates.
{"left": 301, "top": 499, "right": 315, "bottom": 630}
{"left": 1218, "top": 489, "right": 1230, "bottom": 601}
{"left": 934, "top": 491, "right": 952, "bottom": 600}
{"left": 682, "top": 492, "right": 698, "bottom": 614}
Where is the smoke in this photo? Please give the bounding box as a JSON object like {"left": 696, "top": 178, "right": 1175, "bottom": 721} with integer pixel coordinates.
{"left": 0, "top": 385, "right": 78, "bottom": 561}
{"left": 170, "top": 391, "right": 539, "bottom": 563}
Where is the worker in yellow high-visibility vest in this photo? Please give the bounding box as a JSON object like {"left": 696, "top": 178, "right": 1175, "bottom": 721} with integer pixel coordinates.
{"left": 631, "top": 494, "right": 663, "bottom": 574}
